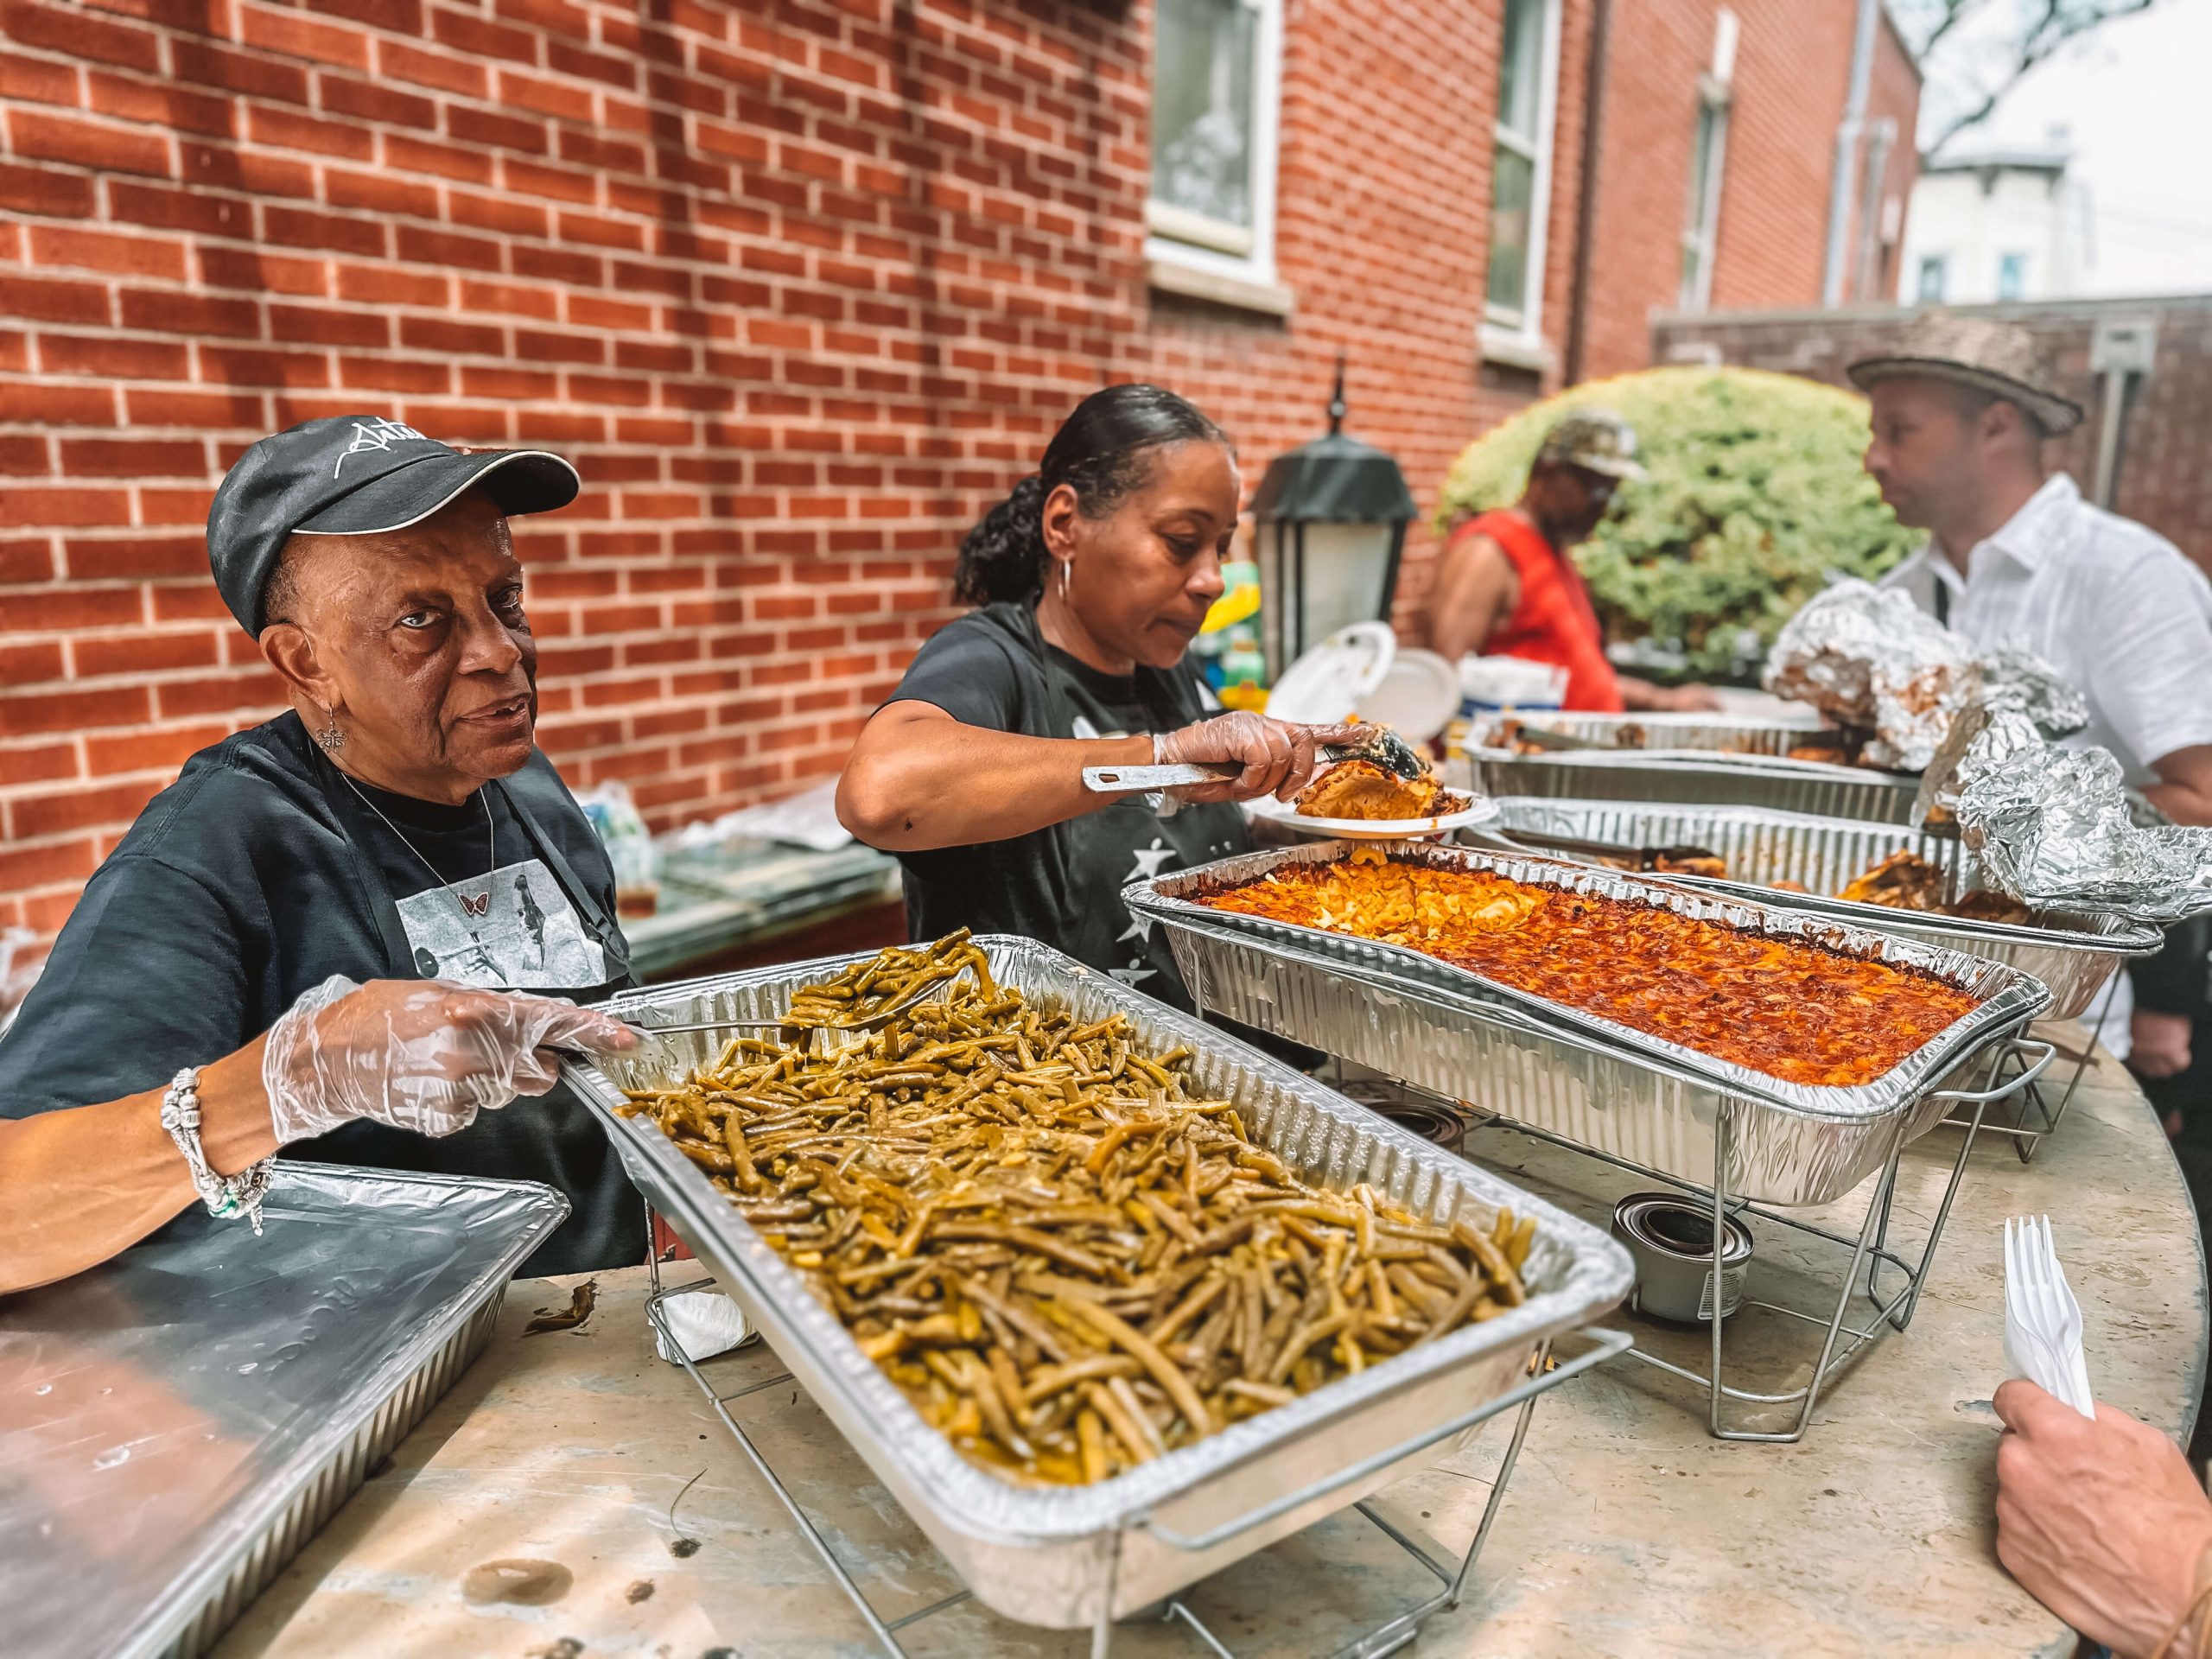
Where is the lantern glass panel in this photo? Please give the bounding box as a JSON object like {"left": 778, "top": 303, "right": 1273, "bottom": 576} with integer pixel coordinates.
{"left": 1260, "top": 518, "right": 1395, "bottom": 676}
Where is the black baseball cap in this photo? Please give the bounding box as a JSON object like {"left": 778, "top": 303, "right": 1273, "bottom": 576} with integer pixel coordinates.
{"left": 206, "top": 415, "right": 582, "bottom": 635}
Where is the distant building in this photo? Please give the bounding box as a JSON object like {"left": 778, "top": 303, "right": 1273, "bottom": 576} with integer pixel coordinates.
{"left": 1898, "top": 139, "right": 2094, "bottom": 304}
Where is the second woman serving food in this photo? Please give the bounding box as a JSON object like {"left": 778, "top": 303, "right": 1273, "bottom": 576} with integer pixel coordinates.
{"left": 836, "top": 384, "right": 1353, "bottom": 1007}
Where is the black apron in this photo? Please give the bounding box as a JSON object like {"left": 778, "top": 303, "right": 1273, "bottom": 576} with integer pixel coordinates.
{"left": 289, "top": 760, "right": 645, "bottom": 1274}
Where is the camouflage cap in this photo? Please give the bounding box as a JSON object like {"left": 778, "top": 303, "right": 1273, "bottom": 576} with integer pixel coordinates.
{"left": 1534, "top": 408, "right": 1648, "bottom": 482}
{"left": 1847, "top": 312, "right": 2083, "bottom": 435}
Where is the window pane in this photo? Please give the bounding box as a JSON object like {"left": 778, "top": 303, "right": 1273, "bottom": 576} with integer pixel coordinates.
{"left": 1687, "top": 103, "right": 1718, "bottom": 226}
{"left": 1997, "top": 251, "right": 2025, "bottom": 301}
{"left": 1486, "top": 143, "right": 1535, "bottom": 317}
{"left": 1498, "top": 0, "right": 1545, "bottom": 142}
{"left": 1154, "top": 0, "right": 1258, "bottom": 231}
{"left": 1917, "top": 255, "right": 1946, "bottom": 302}
{"left": 1681, "top": 238, "right": 1703, "bottom": 307}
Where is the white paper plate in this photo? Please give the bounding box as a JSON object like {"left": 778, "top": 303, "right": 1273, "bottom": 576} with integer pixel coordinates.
{"left": 1247, "top": 790, "right": 1502, "bottom": 842}
{"left": 1356, "top": 648, "right": 1460, "bottom": 744}
{"left": 1266, "top": 621, "right": 1395, "bottom": 725}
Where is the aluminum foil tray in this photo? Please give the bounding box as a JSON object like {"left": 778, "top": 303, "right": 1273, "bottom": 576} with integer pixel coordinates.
{"left": 1467, "top": 708, "right": 1834, "bottom": 756}
{"left": 1488, "top": 797, "right": 2161, "bottom": 1022}
{"left": 0, "top": 1164, "right": 569, "bottom": 1659}
{"left": 1127, "top": 842, "right": 2051, "bottom": 1206}
{"left": 568, "top": 938, "right": 1630, "bottom": 1630}
{"left": 1467, "top": 718, "right": 1922, "bottom": 824}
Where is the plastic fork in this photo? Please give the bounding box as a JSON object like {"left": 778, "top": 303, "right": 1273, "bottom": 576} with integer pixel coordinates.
{"left": 2004, "top": 1214, "right": 2094, "bottom": 1417}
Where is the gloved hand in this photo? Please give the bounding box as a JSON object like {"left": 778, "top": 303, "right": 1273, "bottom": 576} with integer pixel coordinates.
{"left": 261, "top": 975, "right": 639, "bottom": 1143}
{"left": 1154, "top": 713, "right": 1364, "bottom": 804}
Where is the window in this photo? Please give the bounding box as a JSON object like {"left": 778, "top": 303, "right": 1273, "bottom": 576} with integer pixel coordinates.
{"left": 1677, "top": 11, "right": 1735, "bottom": 314}
{"left": 1483, "top": 0, "right": 1561, "bottom": 350}
{"left": 1147, "top": 0, "right": 1285, "bottom": 299}
{"left": 1678, "top": 92, "right": 1730, "bottom": 310}
{"left": 1917, "top": 256, "right": 1947, "bottom": 302}
{"left": 1997, "top": 251, "right": 2027, "bottom": 302}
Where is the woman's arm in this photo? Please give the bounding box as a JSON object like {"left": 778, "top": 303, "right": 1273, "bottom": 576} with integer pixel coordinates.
{"left": 837, "top": 702, "right": 1156, "bottom": 850}
{"left": 1426, "top": 535, "right": 1520, "bottom": 664}
{"left": 0, "top": 979, "right": 637, "bottom": 1297}
{"left": 0, "top": 1036, "right": 277, "bottom": 1294}
{"left": 838, "top": 702, "right": 1351, "bottom": 851}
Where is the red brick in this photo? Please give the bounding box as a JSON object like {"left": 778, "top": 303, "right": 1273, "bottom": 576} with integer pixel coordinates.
{"left": 337, "top": 355, "right": 450, "bottom": 393}
{"left": 0, "top": 378, "right": 118, "bottom": 422}
{"left": 3, "top": 0, "right": 162, "bottom": 70}
{"left": 0, "top": 159, "right": 94, "bottom": 216}
{"left": 199, "top": 244, "right": 328, "bottom": 296}
{"left": 181, "top": 141, "right": 315, "bottom": 200}
{"left": 0, "top": 683, "right": 149, "bottom": 735}
{"left": 325, "top": 165, "right": 439, "bottom": 218}
{"left": 158, "top": 670, "right": 283, "bottom": 716}
{"left": 170, "top": 37, "right": 309, "bottom": 102}
{"left": 398, "top": 315, "right": 505, "bottom": 356}
{"left": 377, "top": 35, "right": 486, "bottom": 96}
{"left": 383, "top": 132, "right": 493, "bottom": 183}
{"left": 123, "top": 387, "right": 271, "bottom": 429}
{"left": 0, "top": 273, "right": 109, "bottom": 324}
{"left": 263, "top": 204, "right": 385, "bottom": 256}
{"left": 86, "top": 71, "right": 234, "bottom": 137}
{"left": 0, "top": 641, "right": 62, "bottom": 683}
{"left": 118, "top": 287, "right": 262, "bottom": 337}
{"left": 72, "top": 628, "right": 220, "bottom": 676}
{"left": 395, "top": 223, "right": 502, "bottom": 272}
{"left": 450, "top": 105, "right": 550, "bottom": 155}
{"left": 64, "top": 531, "right": 207, "bottom": 578}
{"left": 106, "top": 178, "right": 253, "bottom": 238}
{"left": 0, "top": 837, "right": 99, "bottom": 893}
{"left": 83, "top": 721, "right": 232, "bottom": 776}
{"left": 8, "top": 778, "right": 161, "bottom": 836}
{"left": 9, "top": 110, "right": 173, "bottom": 177}
{"left": 199, "top": 345, "right": 331, "bottom": 387}
{"left": 0, "top": 738, "right": 73, "bottom": 785}
{"left": 58, "top": 436, "right": 207, "bottom": 475}
{"left": 238, "top": 2, "right": 369, "bottom": 68}
{"left": 0, "top": 44, "right": 80, "bottom": 103}
{"left": 317, "top": 73, "right": 436, "bottom": 130}
{"left": 429, "top": 5, "right": 536, "bottom": 65}
{"left": 268, "top": 299, "right": 388, "bottom": 346}
{"left": 28, "top": 222, "right": 187, "bottom": 280}
{"left": 247, "top": 104, "right": 375, "bottom": 160}
{"left": 35, "top": 334, "right": 191, "bottom": 378}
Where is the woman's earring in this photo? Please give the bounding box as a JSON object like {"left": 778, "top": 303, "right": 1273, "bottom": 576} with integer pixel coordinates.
{"left": 1058, "top": 556, "right": 1071, "bottom": 601}
{"left": 314, "top": 707, "right": 346, "bottom": 752}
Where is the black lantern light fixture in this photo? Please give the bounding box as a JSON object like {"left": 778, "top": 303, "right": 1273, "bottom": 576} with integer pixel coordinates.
{"left": 1247, "top": 356, "right": 1419, "bottom": 680}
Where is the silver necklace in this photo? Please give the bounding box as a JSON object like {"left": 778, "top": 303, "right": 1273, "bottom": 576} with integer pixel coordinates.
{"left": 336, "top": 768, "right": 497, "bottom": 923}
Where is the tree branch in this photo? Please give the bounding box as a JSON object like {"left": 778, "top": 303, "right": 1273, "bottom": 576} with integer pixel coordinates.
{"left": 1923, "top": 0, "right": 2160, "bottom": 158}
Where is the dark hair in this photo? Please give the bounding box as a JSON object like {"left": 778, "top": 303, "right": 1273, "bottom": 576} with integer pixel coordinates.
{"left": 953, "top": 383, "right": 1231, "bottom": 606}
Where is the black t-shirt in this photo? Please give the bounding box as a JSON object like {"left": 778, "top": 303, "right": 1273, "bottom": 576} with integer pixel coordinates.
{"left": 0, "top": 712, "right": 642, "bottom": 1274}
{"left": 887, "top": 601, "right": 1250, "bottom": 1007}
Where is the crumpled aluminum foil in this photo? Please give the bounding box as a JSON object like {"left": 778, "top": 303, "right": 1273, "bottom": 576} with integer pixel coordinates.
{"left": 1959, "top": 743, "right": 2212, "bottom": 925}
{"left": 1912, "top": 693, "right": 2045, "bottom": 829}
{"left": 1763, "top": 580, "right": 1976, "bottom": 772}
{"left": 1976, "top": 645, "right": 2089, "bottom": 741}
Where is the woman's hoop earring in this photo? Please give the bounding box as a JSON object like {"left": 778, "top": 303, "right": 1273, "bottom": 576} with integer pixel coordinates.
{"left": 314, "top": 708, "right": 346, "bottom": 752}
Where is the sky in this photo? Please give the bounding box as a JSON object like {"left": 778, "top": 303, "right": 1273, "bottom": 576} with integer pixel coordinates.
{"left": 1930, "top": 0, "right": 2212, "bottom": 297}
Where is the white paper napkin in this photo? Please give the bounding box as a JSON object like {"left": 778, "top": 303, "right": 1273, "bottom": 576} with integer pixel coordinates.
{"left": 653, "top": 1290, "right": 753, "bottom": 1364}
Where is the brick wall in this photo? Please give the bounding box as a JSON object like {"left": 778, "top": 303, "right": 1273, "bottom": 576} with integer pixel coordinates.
{"left": 1649, "top": 296, "right": 2212, "bottom": 573}
{"left": 1573, "top": 0, "right": 1919, "bottom": 381}
{"left": 3, "top": 0, "right": 1609, "bottom": 941}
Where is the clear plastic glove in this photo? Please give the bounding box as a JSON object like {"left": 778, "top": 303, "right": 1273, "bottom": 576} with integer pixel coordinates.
{"left": 261, "top": 975, "right": 639, "bottom": 1143}
{"left": 1153, "top": 713, "right": 1363, "bottom": 804}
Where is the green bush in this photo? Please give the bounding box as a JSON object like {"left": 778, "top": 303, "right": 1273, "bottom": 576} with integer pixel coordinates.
{"left": 1434, "top": 366, "right": 1919, "bottom": 681}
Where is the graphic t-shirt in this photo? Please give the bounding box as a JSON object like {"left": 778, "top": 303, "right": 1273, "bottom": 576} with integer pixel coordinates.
{"left": 0, "top": 713, "right": 642, "bottom": 1274}
{"left": 340, "top": 777, "right": 607, "bottom": 989}
{"left": 886, "top": 601, "right": 1250, "bottom": 1007}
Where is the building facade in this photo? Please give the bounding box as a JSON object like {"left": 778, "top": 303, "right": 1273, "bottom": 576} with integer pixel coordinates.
{"left": 1898, "top": 143, "right": 2092, "bottom": 306}
{"left": 0, "top": 0, "right": 1913, "bottom": 940}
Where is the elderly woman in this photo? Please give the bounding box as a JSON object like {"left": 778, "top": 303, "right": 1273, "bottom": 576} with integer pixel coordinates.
{"left": 0, "top": 416, "right": 639, "bottom": 1289}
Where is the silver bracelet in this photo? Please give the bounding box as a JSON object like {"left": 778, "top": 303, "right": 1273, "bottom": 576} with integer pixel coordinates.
{"left": 160, "top": 1066, "right": 275, "bottom": 1236}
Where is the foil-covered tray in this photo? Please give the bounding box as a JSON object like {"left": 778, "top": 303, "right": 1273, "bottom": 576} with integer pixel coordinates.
{"left": 1468, "top": 743, "right": 1923, "bottom": 824}
{"left": 1487, "top": 798, "right": 2161, "bottom": 1022}
{"left": 567, "top": 938, "right": 1631, "bottom": 1630}
{"left": 0, "top": 1164, "right": 569, "bottom": 1659}
{"left": 1126, "top": 842, "right": 2051, "bottom": 1205}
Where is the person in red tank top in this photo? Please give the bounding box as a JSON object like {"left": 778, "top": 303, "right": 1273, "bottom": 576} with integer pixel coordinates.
{"left": 1425, "top": 410, "right": 1719, "bottom": 713}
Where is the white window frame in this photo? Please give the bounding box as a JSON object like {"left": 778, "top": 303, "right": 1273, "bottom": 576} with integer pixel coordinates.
{"left": 1479, "top": 0, "right": 1562, "bottom": 365}
{"left": 1677, "top": 78, "right": 1732, "bottom": 313}
{"left": 1145, "top": 0, "right": 1285, "bottom": 298}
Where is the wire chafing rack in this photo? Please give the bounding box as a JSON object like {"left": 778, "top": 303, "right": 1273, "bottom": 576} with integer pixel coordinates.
{"left": 643, "top": 1242, "right": 1630, "bottom": 1659}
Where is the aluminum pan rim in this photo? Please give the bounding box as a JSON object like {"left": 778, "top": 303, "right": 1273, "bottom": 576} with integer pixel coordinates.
{"left": 569, "top": 935, "right": 1631, "bottom": 1548}
{"left": 1125, "top": 839, "right": 2052, "bottom": 1121}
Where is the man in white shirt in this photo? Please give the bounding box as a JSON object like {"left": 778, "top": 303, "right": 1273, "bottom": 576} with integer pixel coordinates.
{"left": 1851, "top": 313, "right": 2212, "bottom": 1071}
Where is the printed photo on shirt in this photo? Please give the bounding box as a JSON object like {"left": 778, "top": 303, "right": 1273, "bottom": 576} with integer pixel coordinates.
{"left": 394, "top": 857, "right": 606, "bottom": 988}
